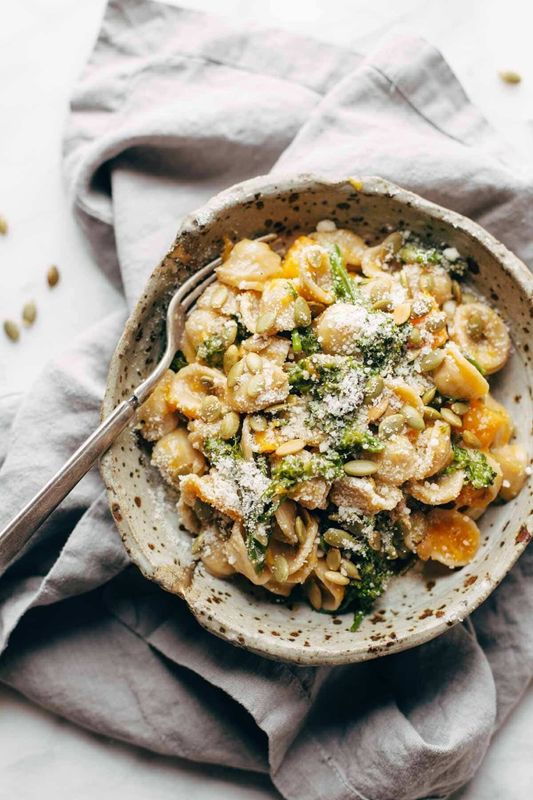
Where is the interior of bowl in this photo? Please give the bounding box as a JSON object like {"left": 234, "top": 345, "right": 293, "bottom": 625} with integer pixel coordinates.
{"left": 101, "top": 174, "right": 533, "bottom": 665}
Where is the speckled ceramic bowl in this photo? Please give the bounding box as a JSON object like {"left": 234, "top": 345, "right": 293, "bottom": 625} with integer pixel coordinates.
{"left": 101, "top": 174, "right": 533, "bottom": 665}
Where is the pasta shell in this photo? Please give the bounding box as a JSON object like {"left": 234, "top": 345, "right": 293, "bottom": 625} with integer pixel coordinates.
{"left": 402, "top": 263, "right": 452, "bottom": 306}
{"left": 238, "top": 291, "right": 261, "bottom": 334}
{"left": 315, "top": 302, "right": 369, "bottom": 355}
{"left": 415, "top": 508, "right": 480, "bottom": 567}
{"left": 312, "top": 558, "right": 347, "bottom": 611}
{"left": 373, "top": 434, "right": 418, "bottom": 485}
{"left": 226, "top": 357, "right": 289, "bottom": 414}
{"left": 199, "top": 526, "right": 237, "bottom": 577}
{"left": 180, "top": 471, "right": 242, "bottom": 522}
{"left": 451, "top": 302, "right": 510, "bottom": 374}
{"left": 412, "top": 420, "right": 453, "bottom": 480}
{"left": 197, "top": 281, "right": 240, "bottom": 316}
{"left": 298, "top": 244, "right": 335, "bottom": 305}
{"left": 241, "top": 334, "right": 291, "bottom": 365}
{"left": 491, "top": 444, "right": 529, "bottom": 501}
{"left": 432, "top": 342, "right": 489, "bottom": 400}
{"left": 151, "top": 428, "right": 206, "bottom": 486}
{"left": 309, "top": 228, "right": 366, "bottom": 268}
{"left": 454, "top": 455, "right": 503, "bottom": 519}
{"left": 168, "top": 364, "right": 227, "bottom": 419}
{"left": 184, "top": 308, "right": 226, "bottom": 352}
{"left": 330, "top": 476, "right": 403, "bottom": 513}
{"left": 257, "top": 279, "right": 300, "bottom": 333}
{"left": 216, "top": 239, "right": 283, "bottom": 292}
{"left": 361, "top": 232, "right": 403, "bottom": 277}
{"left": 408, "top": 469, "right": 465, "bottom": 505}
{"left": 136, "top": 370, "right": 178, "bottom": 441}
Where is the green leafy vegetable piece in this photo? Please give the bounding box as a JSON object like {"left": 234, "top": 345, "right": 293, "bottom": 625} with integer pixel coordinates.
{"left": 339, "top": 425, "right": 384, "bottom": 455}
{"left": 291, "top": 327, "right": 320, "bottom": 356}
{"left": 170, "top": 350, "right": 187, "bottom": 372}
{"left": 329, "top": 244, "right": 358, "bottom": 303}
{"left": 204, "top": 437, "right": 242, "bottom": 463}
{"left": 196, "top": 334, "right": 226, "bottom": 368}
{"left": 338, "top": 547, "right": 391, "bottom": 617}
{"left": 444, "top": 445, "right": 496, "bottom": 489}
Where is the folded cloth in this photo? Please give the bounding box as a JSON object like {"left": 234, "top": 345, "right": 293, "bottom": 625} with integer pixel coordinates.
{"left": 1, "top": 1, "right": 532, "bottom": 798}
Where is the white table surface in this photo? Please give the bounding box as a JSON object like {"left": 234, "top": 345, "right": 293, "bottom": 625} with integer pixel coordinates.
{"left": 1, "top": 0, "right": 532, "bottom": 797}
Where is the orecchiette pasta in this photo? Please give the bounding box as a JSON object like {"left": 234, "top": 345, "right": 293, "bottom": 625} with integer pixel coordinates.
{"left": 137, "top": 220, "right": 528, "bottom": 626}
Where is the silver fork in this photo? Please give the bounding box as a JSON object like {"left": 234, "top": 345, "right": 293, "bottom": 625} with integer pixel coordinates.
{"left": 0, "top": 233, "right": 276, "bottom": 574}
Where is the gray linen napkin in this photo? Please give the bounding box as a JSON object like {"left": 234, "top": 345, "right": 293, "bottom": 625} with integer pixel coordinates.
{"left": 1, "top": 1, "right": 532, "bottom": 798}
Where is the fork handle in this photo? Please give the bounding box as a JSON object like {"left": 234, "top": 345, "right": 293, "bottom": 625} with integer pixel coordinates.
{"left": 0, "top": 398, "right": 137, "bottom": 575}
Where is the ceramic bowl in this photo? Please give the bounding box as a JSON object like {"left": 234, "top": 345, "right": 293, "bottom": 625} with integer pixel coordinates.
{"left": 100, "top": 174, "right": 533, "bottom": 665}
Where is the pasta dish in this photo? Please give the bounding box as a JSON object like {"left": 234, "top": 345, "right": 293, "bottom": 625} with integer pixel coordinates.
{"left": 136, "top": 223, "right": 528, "bottom": 628}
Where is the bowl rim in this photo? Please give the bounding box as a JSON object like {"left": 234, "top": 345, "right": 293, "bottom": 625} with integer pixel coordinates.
{"left": 101, "top": 172, "right": 533, "bottom": 665}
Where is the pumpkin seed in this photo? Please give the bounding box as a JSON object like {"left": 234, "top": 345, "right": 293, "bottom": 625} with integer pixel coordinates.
{"left": 256, "top": 308, "right": 277, "bottom": 333}
{"left": 420, "top": 349, "right": 445, "bottom": 372}
{"left": 219, "top": 411, "right": 240, "bottom": 439}
{"left": 341, "top": 559, "right": 360, "bottom": 579}
{"left": 272, "top": 555, "right": 289, "bottom": 583}
{"left": 441, "top": 407, "right": 463, "bottom": 428}
{"left": 324, "top": 570, "right": 350, "bottom": 586}
{"left": 245, "top": 352, "right": 262, "bottom": 373}
{"left": 462, "top": 430, "right": 481, "bottom": 448}
{"left": 0, "top": 216, "right": 8, "bottom": 235}
{"left": 293, "top": 296, "right": 311, "bottom": 327}
{"left": 367, "top": 397, "right": 389, "bottom": 422}
{"left": 323, "top": 528, "right": 357, "bottom": 549}
{"left": 451, "top": 280, "right": 462, "bottom": 303}
{"left": 226, "top": 359, "right": 245, "bottom": 388}
{"left": 378, "top": 413, "right": 405, "bottom": 438}
{"left": 249, "top": 414, "right": 267, "bottom": 432}
{"left": 326, "top": 548, "right": 342, "bottom": 571}
{"left": 363, "top": 375, "right": 384, "bottom": 403}
{"left": 222, "top": 319, "right": 238, "bottom": 347}
{"left": 3, "top": 320, "right": 19, "bottom": 341}
{"left": 343, "top": 459, "right": 379, "bottom": 477}
{"left": 200, "top": 396, "right": 222, "bottom": 422}
{"left": 372, "top": 297, "right": 392, "bottom": 312}
{"left": 393, "top": 302, "right": 411, "bottom": 325}
{"left": 426, "top": 312, "right": 446, "bottom": 332}
{"left": 47, "top": 265, "right": 60, "bottom": 287}
{"left": 223, "top": 344, "right": 240, "bottom": 374}
{"left": 399, "top": 269, "right": 408, "bottom": 288}
{"left": 307, "top": 580, "right": 322, "bottom": 610}
{"left": 210, "top": 284, "right": 228, "bottom": 308}
{"left": 22, "top": 301, "right": 37, "bottom": 326}
{"left": 423, "top": 405, "right": 442, "bottom": 420}
{"left": 451, "top": 401, "right": 469, "bottom": 416}
{"left": 295, "top": 516, "right": 307, "bottom": 543}
{"left": 401, "top": 404, "right": 425, "bottom": 431}
{"left": 499, "top": 70, "right": 521, "bottom": 84}
{"left": 422, "top": 386, "right": 437, "bottom": 405}
{"left": 246, "top": 374, "right": 265, "bottom": 397}
{"left": 408, "top": 327, "right": 422, "bottom": 347}
{"left": 191, "top": 533, "right": 204, "bottom": 555}
{"left": 368, "top": 530, "right": 382, "bottom": 551}
{"left": 275, "top": 438, "right": 305, "bottom": 457}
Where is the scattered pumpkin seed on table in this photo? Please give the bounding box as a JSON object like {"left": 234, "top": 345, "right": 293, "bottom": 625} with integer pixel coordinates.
{"left": 4, "top": 320, "right": 20, "bottom": 341}
{"left": 499, "top": 70, "right": 522, "bottom": 85}
{"left": 47, "top": 265, "right": 60, "bottom": 287}
{"left": 0, "top": 216, "right": 8, "bottom": 235}
{"left": 22, "top": 302, "right": 37, "bottom": 326}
